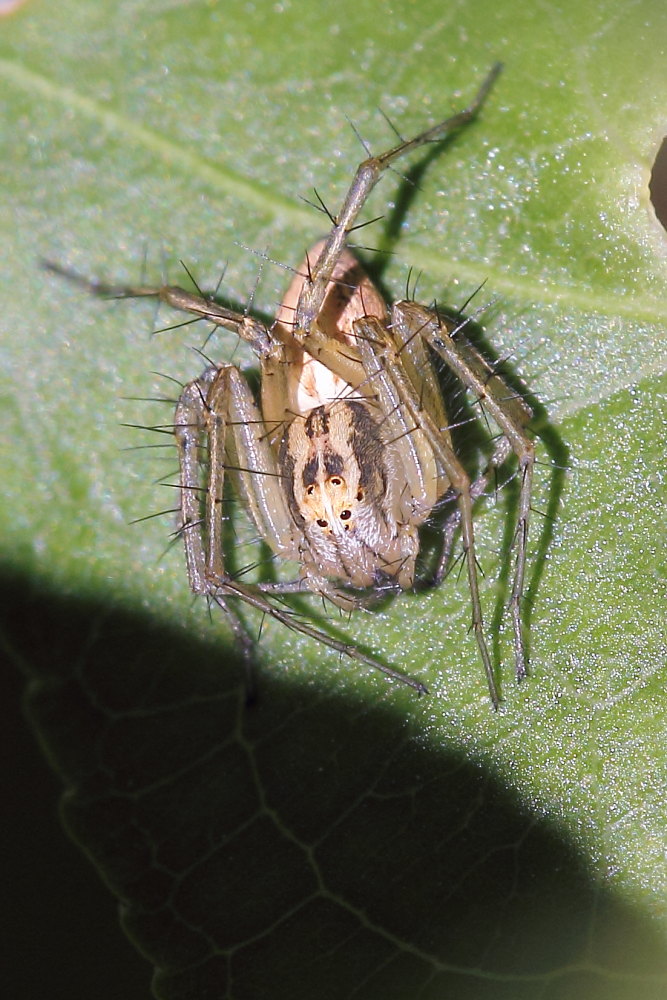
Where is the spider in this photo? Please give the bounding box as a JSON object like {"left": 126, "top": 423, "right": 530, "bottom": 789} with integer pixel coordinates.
{"left": 50, "top": 64, "right": 535, "bottom": 708}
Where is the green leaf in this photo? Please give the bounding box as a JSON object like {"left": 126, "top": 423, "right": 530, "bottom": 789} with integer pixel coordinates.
{"left": 2, "top": 1, "right": 666, "bottom": 998}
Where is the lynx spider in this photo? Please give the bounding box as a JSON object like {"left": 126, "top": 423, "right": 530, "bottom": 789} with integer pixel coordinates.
{"left": 60, "top": 64, "right": 535, "bottom": 708}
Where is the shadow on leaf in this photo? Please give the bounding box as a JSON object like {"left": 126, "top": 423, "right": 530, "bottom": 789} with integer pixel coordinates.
{"left": 3, "top": 565, "right": 666, "bottom": 1000}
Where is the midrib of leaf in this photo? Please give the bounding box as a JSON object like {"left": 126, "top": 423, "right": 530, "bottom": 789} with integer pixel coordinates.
{"left": 0, "top": 57, "right": 301, "bottom": 219}
{"left": 4, "top": 55, "right": 665, "bottom": 418}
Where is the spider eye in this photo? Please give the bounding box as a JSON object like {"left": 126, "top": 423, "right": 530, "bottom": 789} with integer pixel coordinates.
{"left": 317, "top": 518, "right": 328, "bottom": 528}
{"left": 340, "top": 510, "right": 351, "bottom": 520}
{"left": 306, "top": 485, "right": 315, "bottom": 495}
{"left": 330, "top": 477, "right": 343, "bottom": 487}
{"left": 356, "top": 489, "right": 364, "bottom": 501}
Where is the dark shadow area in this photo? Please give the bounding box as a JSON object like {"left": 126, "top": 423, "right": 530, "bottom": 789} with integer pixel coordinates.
{"left": 2, "top": 590, "right": 153, "bottom": 1000}
{"left": 3, "top": 565, "right": 667, "bottom": 1000}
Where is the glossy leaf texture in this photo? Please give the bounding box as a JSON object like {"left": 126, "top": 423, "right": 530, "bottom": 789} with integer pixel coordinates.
{"left": 1, "top": 1, "right": 666, "bottom": 998}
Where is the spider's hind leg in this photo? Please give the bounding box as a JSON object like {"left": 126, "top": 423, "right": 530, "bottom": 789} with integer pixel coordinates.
{"left": 294, "top": 64, "right": 502, "bottom": 336}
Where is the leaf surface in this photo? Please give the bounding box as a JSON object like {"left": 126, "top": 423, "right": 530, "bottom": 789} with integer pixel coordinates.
{"left": 2, "top": 1, "right": 666, "bottom": 997}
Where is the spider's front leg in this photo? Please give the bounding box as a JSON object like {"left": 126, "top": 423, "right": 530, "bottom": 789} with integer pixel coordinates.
{"left": 393, "top": 302, "right": 535, "bottom": 684}
{"left": 354, "top": 316, "right": 500, "bottom": 707}
{"left": 175, "top": 367, "right": 257, "bottom": 671}
{"left": 174, "top": 360, "right": 318, "bottom": 678}
{"left": 176, "top": 359, "right": 300, "bottom": 583}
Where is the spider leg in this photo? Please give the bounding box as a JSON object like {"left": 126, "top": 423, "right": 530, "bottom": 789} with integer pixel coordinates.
{"left": 174, "top": 369, "right": 257, "bottom": 678}
{"left": 212, "top": 575, "right": 429, "bottom": 694}
{"left": 435, "top": 430, "right": 517, "bottom": 585}
{"left": 258, "top": 578, "right": 385, "bottom": 609}
{"left": 436, "top": 465, "right": 494, "bottom": 588}
{"left": 295, "top": 63, "right": 502, "bottom": 334}
{"left": 394, "top": 303, "right": 535, "bottom": 683}
{"left": 42, "top": 260, "right": 274, "bottom": 357}
{"left": 355, "top": 316, "right": 500, "bottom": 708}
